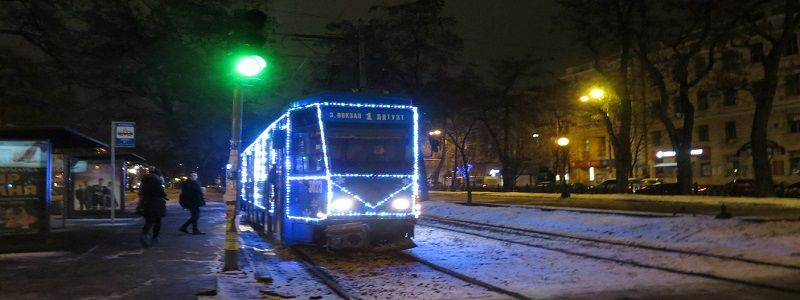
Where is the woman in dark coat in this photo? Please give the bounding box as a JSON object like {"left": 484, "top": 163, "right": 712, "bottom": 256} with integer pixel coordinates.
{"left": 139, "top": 169, "right": 167, "bottom": 247}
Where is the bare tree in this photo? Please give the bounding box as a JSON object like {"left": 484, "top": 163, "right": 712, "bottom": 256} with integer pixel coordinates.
{"left": 635, "top": 1, "right": 727, "bottom": 194}
{"left": 558, "top": 0, "right": 638, "bottom": 192}
{"left": 737, "top": 0, "right": 800, "bottom": 196}
{"left": 479, "top": 58, "right": 541, "bottom": 191}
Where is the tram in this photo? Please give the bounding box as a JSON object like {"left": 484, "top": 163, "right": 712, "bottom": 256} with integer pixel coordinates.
{"left": 239, "top": 92, "right": 422, "bottom": 250}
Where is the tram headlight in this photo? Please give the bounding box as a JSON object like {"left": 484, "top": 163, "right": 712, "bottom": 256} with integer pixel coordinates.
{"left": 332, "top": 198, "right": 354, "bottom": 211}
{"left": 391, "top": 197, "right": 411, "bottom": 210}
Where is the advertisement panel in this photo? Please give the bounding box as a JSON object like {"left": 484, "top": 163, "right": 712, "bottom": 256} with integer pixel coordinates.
{"left": 70, "top": 160, "right": 123, "bottom": 212}
{"left": 0, "top": 141, "right": 49, "bottom": 236}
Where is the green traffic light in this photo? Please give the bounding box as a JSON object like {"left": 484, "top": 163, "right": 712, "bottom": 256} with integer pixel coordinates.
{"left": 236, "top": 55, "right": 267, "bottom": 77}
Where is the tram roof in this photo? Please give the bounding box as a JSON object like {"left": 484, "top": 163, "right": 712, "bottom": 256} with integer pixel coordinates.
{"left": 288, "top": 91, "right": 413, "bottom": 109}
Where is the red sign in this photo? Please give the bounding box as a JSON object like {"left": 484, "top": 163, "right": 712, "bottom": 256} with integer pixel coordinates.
{"left": 572, "top": 160, "right": 604, "bottom": 168}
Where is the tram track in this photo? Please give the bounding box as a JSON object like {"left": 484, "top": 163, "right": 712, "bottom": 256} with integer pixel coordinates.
{"left": 419, "top": 215, "right": 800, "bottom": 295}
{"left": 289, "top": 246, "right": 531, "bottom": 300}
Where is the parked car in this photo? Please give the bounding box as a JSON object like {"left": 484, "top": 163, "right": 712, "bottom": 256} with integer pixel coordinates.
{"left": 636, "top": 182, "right": 710, "bottom": 195}
{"left": 591, "top": 179, "right": 641, "bottom": 193}
{"left": 784, "top": 182, "right": 800, "bottom": 198}
{"left": 534, "top": 181, "right": 555, "bottom": 192}
{"left": 724, "top": 179, "right": 756, "bottom": 196}
{"left": 636, "top": 182, "right": 678, "bottom": 195}
{"left": 639, "top": 178, "right": 663, "bottom": 189}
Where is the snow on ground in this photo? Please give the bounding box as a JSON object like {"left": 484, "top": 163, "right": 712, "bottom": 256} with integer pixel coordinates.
{"left": 409, "top": 225, "right": 756, "bottom": 299}
{"left": 421, "top": 200, "right": 800, "bottom": 265}
{"left": 430, "top": 191, "right": 800, "bottom": 208}
{"left": 218, "top": 200, "right": 800, "bottom": 299}
{"left": 407, "top": 201, "right": 800, "bottom": 298}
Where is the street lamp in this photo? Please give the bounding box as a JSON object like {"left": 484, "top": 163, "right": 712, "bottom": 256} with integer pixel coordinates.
{"left": 427, "top": 129, "right": 445, "bottom": 185}
{"left": 223, "top": 54, "right": 267, "bottom": 272}
{"left": 580, "top": 88, "right": 606, "bottom": 103}
{"left": 589, "top": 88, "right": 605, "bottom": 99}
{"left": 556, "top": 137, "right": 570, "bottom": 198}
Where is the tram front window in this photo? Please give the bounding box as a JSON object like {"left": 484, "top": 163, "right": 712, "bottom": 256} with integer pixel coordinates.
{"left": 326, "top": 123, "right": 413, "bottom": 174}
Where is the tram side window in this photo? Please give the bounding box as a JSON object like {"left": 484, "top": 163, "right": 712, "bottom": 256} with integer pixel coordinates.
{"left": 291, "top": 131, "right": 325, "bottom": 174}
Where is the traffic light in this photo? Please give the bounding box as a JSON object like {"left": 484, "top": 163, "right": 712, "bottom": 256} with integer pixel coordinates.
{"left": 236, "top": 55, "right": 267, "bottom": 77}
{"left": 229, "top": 9, "right": 270, "bottom": 82}
{"left": 237, "top": 9, "right": 268, "bottom": 47}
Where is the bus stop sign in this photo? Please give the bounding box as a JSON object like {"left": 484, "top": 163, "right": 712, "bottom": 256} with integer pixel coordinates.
{"left": 114, "top": 122, "right": 135, "bottom": 148}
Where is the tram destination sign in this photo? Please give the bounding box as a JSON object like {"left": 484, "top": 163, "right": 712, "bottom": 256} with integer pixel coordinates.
{"left": 323, "top": 107, "right": 413, "bottom": 124}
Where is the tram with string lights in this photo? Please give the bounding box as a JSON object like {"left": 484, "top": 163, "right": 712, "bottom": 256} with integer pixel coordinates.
{"left": 239, "top": 91, "right": 422, "bottom": 251}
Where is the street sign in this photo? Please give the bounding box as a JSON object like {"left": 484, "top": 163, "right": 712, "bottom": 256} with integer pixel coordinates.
{"left": 114, "top": 122, "right": 135, "bottom": 148}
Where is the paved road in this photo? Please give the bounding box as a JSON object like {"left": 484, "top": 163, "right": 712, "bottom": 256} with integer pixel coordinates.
{"left": 0, "top": 193, "right": 228, "bottom": 300}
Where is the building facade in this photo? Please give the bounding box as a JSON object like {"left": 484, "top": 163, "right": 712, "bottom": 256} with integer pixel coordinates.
{"left": 563, "top": 33, "right": 800, "bottom": 187}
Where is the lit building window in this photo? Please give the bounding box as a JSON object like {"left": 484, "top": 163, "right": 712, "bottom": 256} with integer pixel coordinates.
{"left": 773, "top": 160, "right": 785, "bottom": 176}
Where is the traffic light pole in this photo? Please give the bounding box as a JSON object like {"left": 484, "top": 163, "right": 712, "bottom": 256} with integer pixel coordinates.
{"left": 223, "top": 86, "right": 243, "bottom": 271}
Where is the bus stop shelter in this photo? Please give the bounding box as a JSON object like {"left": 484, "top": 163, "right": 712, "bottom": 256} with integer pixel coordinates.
{"left": 0, "top": 127, "right": 107, "bottom": 237}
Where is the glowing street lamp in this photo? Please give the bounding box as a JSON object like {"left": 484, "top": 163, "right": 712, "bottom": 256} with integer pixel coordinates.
{"left": 590, "top": 88, "right": 605, "bottom": 99}
{"left": 579, "top": 88, "right": 606, "bottom": 103}
{"left": 556, "top": 137, "right": 570, "bottom": 198}
{"left": 429, "top": 129, "right": 442, "bottom": 136}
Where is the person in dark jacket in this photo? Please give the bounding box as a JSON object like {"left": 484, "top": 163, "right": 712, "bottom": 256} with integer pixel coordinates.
{"left": 179, "top": 171, "right": 205, "bottom": 235}
{"left": 139, "top": 169, "right": 167, "bottom": 247}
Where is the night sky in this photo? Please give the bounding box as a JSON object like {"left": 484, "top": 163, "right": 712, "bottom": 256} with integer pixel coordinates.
{"left": 270, "top": 0, "right": 583, "bottom": 79}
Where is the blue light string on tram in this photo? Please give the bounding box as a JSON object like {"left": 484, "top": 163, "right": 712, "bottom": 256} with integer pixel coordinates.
{"left": 241, "top": 100, "right": 420, "bottom": 221}
{"left": 316, "top": 104, "right": 335, "bottom": 219}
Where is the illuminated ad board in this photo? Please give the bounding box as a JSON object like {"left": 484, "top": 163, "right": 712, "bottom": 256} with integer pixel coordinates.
{"left": 70, "top": 160, "right": 124, "bottom": 213}
{"left": 0, "top": 140, "right": 50, "bottom": 236}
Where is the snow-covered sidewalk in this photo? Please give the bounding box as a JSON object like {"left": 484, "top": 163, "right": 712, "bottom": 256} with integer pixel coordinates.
{"left": 421, "top": 200, "right": 800, "bottom": 264}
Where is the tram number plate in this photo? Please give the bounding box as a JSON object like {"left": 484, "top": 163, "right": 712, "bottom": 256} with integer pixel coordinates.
{"left": 308, "top": 180, "right": 325, "bottom": 194}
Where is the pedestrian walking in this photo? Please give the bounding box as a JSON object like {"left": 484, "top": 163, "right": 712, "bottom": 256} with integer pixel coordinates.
{"left": 138, "top": 169, "right": 167, "bottom": 247}
{"left": 179, "top": 171, "right": 205, "bottom": 235}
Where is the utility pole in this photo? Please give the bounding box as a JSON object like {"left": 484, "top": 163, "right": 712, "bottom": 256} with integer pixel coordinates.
{"left": 223, "top": 54, "right": 267, "bottom": 272}
{"left": 222, "top": 87, "right": 243, "bottom": 271}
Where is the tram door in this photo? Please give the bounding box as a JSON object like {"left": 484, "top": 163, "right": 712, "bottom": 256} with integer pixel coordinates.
{"left": 271, "top": 129, "right": 287, "bottom": 241}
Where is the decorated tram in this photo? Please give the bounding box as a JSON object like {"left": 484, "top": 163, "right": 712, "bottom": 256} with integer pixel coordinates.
{"left": 239, "top": 92, "right": 422, "bottom": 250}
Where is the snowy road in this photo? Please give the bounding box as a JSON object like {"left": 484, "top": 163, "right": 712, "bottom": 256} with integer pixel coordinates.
{"left": 407, "top": 201, "right": 800, "bottom": 299}
{"left": 294, "top": 246, "right": 516, "bottom": 299}
{"left": 234, "top": 200, "right": 800, "bottom": 299}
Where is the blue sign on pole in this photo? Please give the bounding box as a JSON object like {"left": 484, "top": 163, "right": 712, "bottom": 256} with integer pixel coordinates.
{"left": 114, "top": 122, "right": 136, "bottom": 148}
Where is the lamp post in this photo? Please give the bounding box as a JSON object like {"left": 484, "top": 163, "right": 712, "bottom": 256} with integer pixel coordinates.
{"left": 428, "top": 129, "right": 445, "bottom": 187}
{"left": 557, "top": 137, "right": 570, "bottom": 198}
{"left": 222, "top": 54, "right": 267, "bottom": 272}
